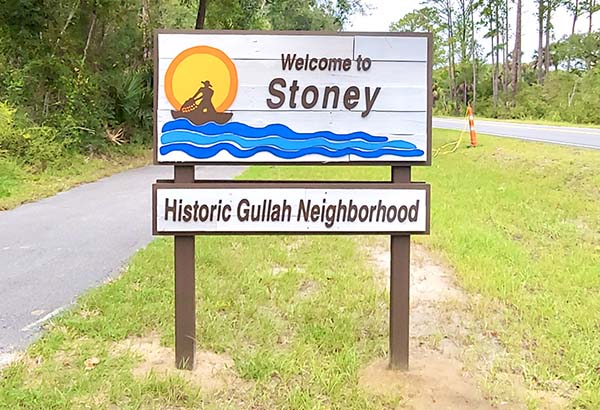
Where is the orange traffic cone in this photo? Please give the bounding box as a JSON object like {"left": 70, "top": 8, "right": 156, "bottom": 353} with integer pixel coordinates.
{"left": 467, "top": 104, "right": 477, "bottom": 147}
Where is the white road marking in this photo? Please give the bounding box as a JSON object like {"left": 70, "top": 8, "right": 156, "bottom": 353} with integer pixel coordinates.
{"left": 21, "top": 306, "right": 65, "bottom": 332}
{"left": 436, "top": 119, "right": 600, "bottom": 136}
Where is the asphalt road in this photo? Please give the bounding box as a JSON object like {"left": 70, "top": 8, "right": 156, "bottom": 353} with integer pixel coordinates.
{"left": 433, "top": 117, "right": 600, "bottom": 149}
{"left": 0, "top": 165, "right": 246, "bottom": 360}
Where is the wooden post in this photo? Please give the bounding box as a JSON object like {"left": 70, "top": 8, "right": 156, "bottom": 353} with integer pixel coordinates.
{"left": 389, "top": 166, "right": 411, "bottom": 370}
{"left": 174, "top": 165, "right": 196, "bottom": 369}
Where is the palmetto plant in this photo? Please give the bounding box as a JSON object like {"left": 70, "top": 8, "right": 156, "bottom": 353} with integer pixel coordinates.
{"left": 105, "top": 67, "right": 152, "bottom": 141}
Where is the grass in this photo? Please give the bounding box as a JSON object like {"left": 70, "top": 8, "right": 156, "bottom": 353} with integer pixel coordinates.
{"left": 0, "top": 145, "right": 151, "bottom": 210}
{"left": 1, "top": 130, "right": 599, "bottom": 408}
{"left": 0, "top": 236, "right": 395, "bottom": 409}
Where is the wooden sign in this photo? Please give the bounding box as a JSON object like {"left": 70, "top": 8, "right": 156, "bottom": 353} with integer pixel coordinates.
{"left": 154, "top": 31, "right": 431, "bottom": 165}
{"left": 153, "top": 182, "right": 429, "bottom": 235}
{"left": 152, "top": 30, "right": 433, "bottom": 373}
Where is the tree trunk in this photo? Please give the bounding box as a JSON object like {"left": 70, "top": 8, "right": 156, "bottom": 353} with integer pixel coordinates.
{"left": 572, "top": 0, "right": 579, "bottom": 35}
{"left": 590, "top": 0, "right": 596, "bottom": 33}
{"left": 544, "top": 2, "right": 552, "bottom": 75}
{"left": 537, "top": 1, "right": 544, "bottom": 84}
{"left": 55, "top": 0, "right": 80, "bottom": 49}
{"left": 495, "top": 4, "right": 501, "bottom": 99}
{"left": 471, "top": 1, "right": 477, "bottom": 107}
{"left": 196, "top": 0, "right": 208, "bottom": 29}
{"left": 512, "top": 0, "right": 522, "bottom": 97}
{"left": 502, "top": 0, "right": 509, "bottom": 93}
{"left": 82, "top": 1, "right": 97, "bottom": 63}
{"left": 141, "top": 0, "right": 150, "bottom": 60}
{"left": 491, "top": 19, "right": 498, "bottom": 110}
{"left": 447, "top": 4, "right": 457, "bottom": 111}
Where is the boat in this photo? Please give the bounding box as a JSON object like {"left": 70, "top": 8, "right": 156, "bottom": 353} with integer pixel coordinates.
{"left": 170, "top": 80, "right": 233, "bottom": 126}
{"left": 171, "top": 109, "right": 232, "bottom": 126}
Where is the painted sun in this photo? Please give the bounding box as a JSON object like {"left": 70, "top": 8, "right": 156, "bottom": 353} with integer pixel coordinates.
{"left": 164, "top": 46, "right": 238, "bottom": 112}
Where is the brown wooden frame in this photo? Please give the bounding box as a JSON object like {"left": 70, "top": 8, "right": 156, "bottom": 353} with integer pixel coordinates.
{"left": 152, "top": 181, "right": 430, "bottom": 236}
{"left": 152, "top": 30, "right": 433, "bottom": 166}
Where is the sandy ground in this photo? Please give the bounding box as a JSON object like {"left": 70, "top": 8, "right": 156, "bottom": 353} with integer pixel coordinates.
{"left": 359, "top": 241, "right": 570, "bottom": 409}
{"left": 115, "top": 333, "right": 246, "bottom": 393}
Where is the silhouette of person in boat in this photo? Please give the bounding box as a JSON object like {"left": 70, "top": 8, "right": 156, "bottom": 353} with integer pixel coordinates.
{"left": 191, "top": 81, "right": 216, "bottom": 114}
{"left": 171, "top": 80, "right": 233, "bottom": 125}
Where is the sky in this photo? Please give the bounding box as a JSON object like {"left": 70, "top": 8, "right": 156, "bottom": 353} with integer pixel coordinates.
{"left": 347, "top": 0, "right": 598, "bottom": 61}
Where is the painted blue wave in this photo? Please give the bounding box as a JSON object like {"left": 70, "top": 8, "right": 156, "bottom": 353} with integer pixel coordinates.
{"left": 160, "top": 143, "right": 425, "bottom": 159}
{"left": 162, "top": 119, "right": 388, "bottom": 142}
{"left": 159, "top": 119, "right": 424, "bottom": 160}
{"left": 161, "top": 130, "right": 418, "bottom": 151}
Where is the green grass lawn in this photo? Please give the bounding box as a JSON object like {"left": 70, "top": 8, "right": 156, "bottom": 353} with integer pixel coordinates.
{"left": 0, "top": 145, "right": 151, "bottom": 210}
{"left": 1, "top": 130, "right": 599, "bottom": 409}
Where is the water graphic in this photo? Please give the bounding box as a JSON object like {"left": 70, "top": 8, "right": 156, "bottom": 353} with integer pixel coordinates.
{"left": 159, "top": 119, "right": 424, "bottom": 160}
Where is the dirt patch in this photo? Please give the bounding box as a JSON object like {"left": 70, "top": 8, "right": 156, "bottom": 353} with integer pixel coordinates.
{"left": 116, "top": 333, "right": 246, "bottom": 393}
{"left": 366, "top": 241, "right": 466, "bottom": 340}
{"left": 360, "top": 240, "right": 571, "bottom": 409}
{"left": 296, "top": 279, "right": 319, "bottom": 300}
{"left": 359, "top": 354, "right": 494, "bottom": 409}
{"left": 0, "top": 352, "right": 18, "bottom": 370}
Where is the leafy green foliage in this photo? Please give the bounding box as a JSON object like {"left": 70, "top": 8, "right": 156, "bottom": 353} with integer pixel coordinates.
{"left": 389, "top": 7, "right": 445, "bottom": 67}
{"left": 104, "top": 68, "right": 153, "bottom": 143}
{"left": 390, "top": 1, "right": 600, "bottom": 124}
{"left": 0, "top": 0, "right": 365, "bottom": 171}
{"left": 0, "top": 102, "right": 69, "bottom": 170}
{"left": 552, "top": 32, "right": 600, "bottom": 70}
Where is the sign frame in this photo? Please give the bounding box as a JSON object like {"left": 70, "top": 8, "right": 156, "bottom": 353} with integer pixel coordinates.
{"left": 153, "top": 29, "right": 433, "bottom": 167}
{"left": 152, "top": 181, "right": 430, "bottom": 236}
{"left": 152, "top": 29, "right": 434, "bottom": 372}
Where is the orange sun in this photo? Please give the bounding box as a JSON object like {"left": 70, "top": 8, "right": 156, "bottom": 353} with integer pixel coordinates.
{"left": 164, "top": 46, "right": 238, "bottom": 112}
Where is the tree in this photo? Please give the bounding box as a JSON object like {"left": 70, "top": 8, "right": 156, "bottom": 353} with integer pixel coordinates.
{"left": 566, "top": 0, "right": 581, "bottom": 35}
{"left": 428, "top": 0, "right": 459, "bottom": 111}
{"left": 537, "top": 0, "right": 545, "bottom": 83}
{"left": 553, "top": 31, "right": 600, "bottom": 69}
{"left": 470, "top": 0, "right": 478, "bottom": 106}
{"left": 186, "top": 0, "right": 365, "bottom": 31}
{"left": 581, "top": 0, "right": 600, "bottom": 32}
{"left": 544, "top": 0, "right": 561, "bottom": 76}
{"left": 195, "top": 0, "right": 207, "bottom": 29}
{"left": 389, "top": 7, "right": 445, "bottom": 67}
{"left": 511, "top": 0, "right": 522, "bottom": 96}
{"left": 534, "top": 0, "right": 559, "bottom": 83}
{"left": 482, "top": 0, "right": 504, "bottom": 107}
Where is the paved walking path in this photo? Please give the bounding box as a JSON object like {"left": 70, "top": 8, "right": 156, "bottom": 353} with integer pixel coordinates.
{"left": 0, "top": 166, "right": 246, "bottom": 355}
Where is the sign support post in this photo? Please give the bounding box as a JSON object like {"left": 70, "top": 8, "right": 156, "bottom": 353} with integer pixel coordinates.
{"left": 174, "top": 165, "right": 196, "bottom": 370}
{"left": 389, "top": 166, "right": 411, "bottom": 370}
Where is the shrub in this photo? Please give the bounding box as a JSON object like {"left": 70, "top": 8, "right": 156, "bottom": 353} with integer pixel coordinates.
{"left": 0, "top": 101, "right": 69, "bottom": 170}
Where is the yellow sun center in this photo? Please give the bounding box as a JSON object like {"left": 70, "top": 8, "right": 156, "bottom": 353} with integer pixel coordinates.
{"left": 164, "top": 46, "right": 238, "bottom": 112}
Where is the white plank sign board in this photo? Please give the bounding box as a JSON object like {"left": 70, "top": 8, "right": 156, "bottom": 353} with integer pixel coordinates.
{"left": 154, "top": 30, "right": 432, "bottom": 165}
{"left": 153, "top": 183, "right": 430, "bottom": 234}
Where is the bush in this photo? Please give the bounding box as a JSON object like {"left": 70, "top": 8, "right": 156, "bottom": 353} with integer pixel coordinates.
{"left": 0, "top": 101, "right": 69, "bottom": 170}
{"left": 104, "top": 66, "right": 153, "bottom": 144}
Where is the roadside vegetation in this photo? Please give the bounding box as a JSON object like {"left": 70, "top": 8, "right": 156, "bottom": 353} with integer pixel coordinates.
{"left": 1, "top": 130, "right": 598, "bottom": 408}
{"left": 391, "top": 1, "right": 600, "bottom": 124}
{"left": 0, "top": 0, "right": 362, "bottom": 207}
{"left": 0, "top": 147, "right": 150, "bottom": 210}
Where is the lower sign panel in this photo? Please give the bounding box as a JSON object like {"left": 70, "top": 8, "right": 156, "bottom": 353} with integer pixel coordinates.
{"left": 153, "top": 182, "right": 430, "bottom": 235}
